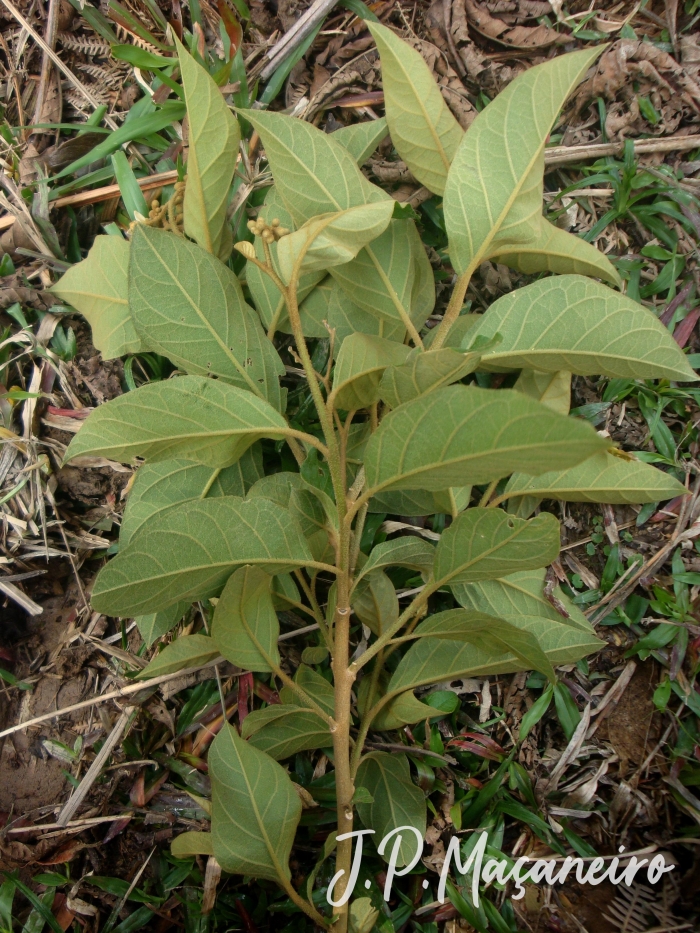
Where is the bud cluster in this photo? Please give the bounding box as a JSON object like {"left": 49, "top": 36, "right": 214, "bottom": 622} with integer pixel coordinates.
{"left": 247, "top": 216, "right": 290, "bottom": 243}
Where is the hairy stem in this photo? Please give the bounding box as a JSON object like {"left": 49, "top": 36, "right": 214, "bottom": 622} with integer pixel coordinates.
{"left": 429, "top": 265, "right": 475, "bottom": 351}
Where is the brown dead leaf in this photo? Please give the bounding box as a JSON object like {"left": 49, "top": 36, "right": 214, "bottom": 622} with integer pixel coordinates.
{"left": 37, "top": 838, "right": 86, "bottom": 865}
{"left": 405, "top": 37, "right": 476, "bottom": 129}
{"left": 464, "top": 0, "right": 563, "bottom": 49}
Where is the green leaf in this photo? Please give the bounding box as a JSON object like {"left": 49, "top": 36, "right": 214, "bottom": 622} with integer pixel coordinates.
{"left": 91, "top": 496, "right": 314, "bottom": 616}
{"left": 492, "top": 220, "right": 621, "bottom": 285}
{"left": 209, "top": 723, "right": 301, "bottom": 880}
{"left": 280, "top": 665, "right": 335, "bottom": 716}
{"left": 355, "top": 752, "right": 426, "bottom": 867}
{"left": 177, "top": 37, "right": 240, "bottom": 258}
{"left": 379, "top": 348, "right": 481, "bottom": 409}
{"left": 369, "top": 22, "right": 463, "bottom": 195}
{"left": 370, "top": 689, "right": 435, "bottom": 730}
{"left": 299, "top": 275, "right": 406, "bottom": 342}
{"left": 433, "top": 507, "right": 560, "bottom": 587}
{"left": 275, "top": 201, "right": 394, "bottom": 282}
{"left": 330, "top": 219, "right": 434, "bottom": 327}
{"left": 136, "top": 634, "right": 220, "bottom": 679}
{"left": 351, "top": 569, "right": 398, "bottom": 635}
{"left": 355, "top": 537, "right": 435, "bottom": 585}
{"left": 408, "top": 609, "right": 555, "bottom": 681}
{"left": 134, "top": 601, "right": 189, "bottom": 647}
{"left": 444, "top": 48, "right": 611, "bottom": 278}
{"left": 64, "top": 375, "right": 290, "bottom": 469}
{"left": 514, "top": 369, "right": 571, "bottom": 415}
{"left": 171, "top": 832, "right": 215, "bottom": 858}
{"left": 332, "top": 118, "right": 388, "bottom": 164}
{"left": 388, "top": 612, "right": 601, "bottom": 694}
{"left": 502, "top": 450, "right": 688, "bottom": 505}
{"left": 243, "top": 706, "right": 331, "bottom": 760}
{"left": 51, "top": 235, "right": 140, "bottom": 359}
{"left": 240, "top": 108, "right": 388, "bottom": 225}
{"left": 368, "top": 487, "right": 472, "bottom": 516}
{"left": 129, "top": 225, "right": 285, "bottom": 408}
{"left": 452, "top": 568, "right": 593, "bottom": 634}
{"left": 120, "top": 448, "right": 263, "bottom": 546}
{"left": 363, "top": 384, "right": 608, "bottom": 494}
{"left": 518, "top": 683, "right": 553, "bottom": 741}
{"left": 247, "top": 471, "right": 304, "bottom": 508}
{"left": 289, "top": 488, "right": 332, "bottom": 561}
{"left": 212, "top": 566, "right": 280, "bottom": 672}
{"left": 423, "top": 314, "right": 480, "bottom": 349}
{"left": 331, "top": 333, "right": 412, "bottom": 410}
{"left": 467, "top": 275, "right": 698, "bottom": 382}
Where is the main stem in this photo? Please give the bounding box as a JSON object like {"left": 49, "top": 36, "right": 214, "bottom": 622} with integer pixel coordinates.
{"left": 284, "top": 266, "right": 355, "bottom": 933}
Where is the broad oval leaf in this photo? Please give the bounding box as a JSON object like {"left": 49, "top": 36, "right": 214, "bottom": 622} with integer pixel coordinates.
{"left": 433, "top": 507, "right": 560, "bottom": 586}
{"left": 121, "top": 447, "right": 262, "bottom": 546}
{"left": 371, "top": 690, "right": 435, "bottom": 730}
{"left": 51, "top": 235, "right": 140, "bottom": 359}
{"left": 368, "top": 487, "right": 472, "bottom": 516}
{"left": 379, "top": 348, "right": 481, "bottom": 409}
{"left": 355, "top": 752, "right": 426, "bottom": 868}
{"left": 279, "top": 665, "right": 336, "bottom": 717}
{"left": 130, "top": 225, "right": 285, "bottom": 408}
{"left": 247, "top": 471, "right": 304, "bottom": 508}
{"left": 209, "top": 723, "right": 301, "bottom": 880}
{"left": 388, "top": 614, "right": 601, "bottom": 694}
{"left": 444, "top": 48, "right": 608, "bottom": 277}
{"left": 276, "top": 201, "right": 394, "bottom": 283}
{"left": 502, "top": 450, "right": 688, "bottom": 505}
{"left": 136, "top": 633, "right": 220, "bottom": 679}
{"left": 332, "top": 118, "right": 388, "bottom": 164}
{"left": 332, "top": 334, "right": 412, "bottom": 410}
{"left": 409, "top": 609, "right": 555, "bottom": 681}
{"left": 171, "top": 832, "right": 214, "bottom": 858}
{"left": 212, "top": 566, "right": 280, "bottom": 672}
{"left": 355, "top": 537, "right": 436, "bottom": 586}
{"left": 467, "top": 275, "right": 698, "bottom": 382}
{"left": 91, "top": 496, "right": 314, "bottom": 616}
{"left": 351, "top": 569, "right": 398, "bottom": 635}
{"left": 363, "top": 384, "right": 608, "bottom": 494}
{"left": 244, "top": 708, "right": 331, "bottom": 760}
{"left": 299, "top": 276, "right": 406, "bottom": 342}
{"left": 239, "top": 108, "right": 388, "bottom": 225}
{"left": 177, "top": 37, "right": 240, "bottom": 259}
{"left": 514, "top": 369, "right": 571, "bottom": 415}
{"left": 369, "top": 22, "right": 463, "bottom": 195}
{"left": 452, "top": 568, "right": 593, "bottom": 634}
{"left": 64, "top": 375, "right": 290, "bottom": 469}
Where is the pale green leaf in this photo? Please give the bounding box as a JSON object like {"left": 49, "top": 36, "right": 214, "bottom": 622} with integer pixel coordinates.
{"left": 134, "top": 601, "right": 189, "bottom": 648}
{"left": 177, "top": 38, "right": 240, "bottom": 258}
{"left": 493, "top": 219, "right": 621, "bottom": 285}
{"left": 136, "top": 633, "right": 220, "bottom": 679}
{"left": 433, "top": 507, "right": 560, "bottom": 586}
{"left": 120, "top": 447, "right": 262, "bottom": 546}
{"left": 369, "top": 22, "right": 463, "bottom": 195}
{"left": 514, "top": 369, "right": 571, "bottom": 415}
{"left": 388, "top": 613, "right": 601, "bottom": 693}
{"left": 276, "top": 201, "right": 394, "bottom": 283}
{"left": 271, "top": 572, "right": 302, "bottom": 611}
{"left": 368, "top": 487, "right": 472, "bottom": 516}
{"left": 331, "top": 334, "right": 412, "bottom": 410}
{"left": 355, "top": 752, "right": 426, "bottom": 867}
{"left": 209, "top": 723, "right": 301, "bottom": 880}
{"left": 370, "top": 687, "right": 435, "bottom": 730}
{"left": 349, "top": 898, "right": 380, "bottom": 933}
{"left": 423, "top": 314, "right": 480, "bottom": 349}
{"left": 331, "top": 219, "right": 434, "bottom": 328}
{"left": 452, "top": 568, "right": 593, "bottom": 634}
{"left": 444, "top": 48, "right": 607, "bottom": 276}
{"left": 467, "top": 275, "right": 698, "bottom": 381}
{"left": 51, "top": 235, "right": 140, "bottom": 359}
{"left": 363, "top": 384, "right": 608, "bottom": 494}
{"left": 409, "top": 609, "right": 555, "bottom": 681}
{"left": 212, "top": 566, "right": 280, "bottom": 672}
{"left": 299, "top": 275, "right": 406, "bottom": 342}
{"left": 171, "top": 832, "right": 214, "bottom": 858}
{"left": 130, "top": 225, "right": 284, "bottom": 408}
{"left": 244, "top": 707, "right": 331, "bottom": 760}
{"left": 240, "top": 109, "right": 388, "bottom": 225}
{"left": 289, "top": 488, "right": 332, "bottom": 561}
{"left": 247, "top": 472, "right": 304, "bottom": 508}
{"left": 90, "top": 496, "right": 314, "bottom": 616}
{"left": 355, "top": 537, "right": 435, "bottom": 586}
{"left": 502, "top": 450, "right": 688, "bottom": 505}
{"left": 63, "top": 375, "right": 290, "bottom": 469}
{"left": 379, "top": 347, "right": 481, "bottom": 409}
{"left": 351, "top": 569, "right": 398, "bottom": 635}
{"left": 332, "top": 118, "right": 388, "bottom": 164}
{"left": 280, "top": 665, "right": 335, "bottom": 716}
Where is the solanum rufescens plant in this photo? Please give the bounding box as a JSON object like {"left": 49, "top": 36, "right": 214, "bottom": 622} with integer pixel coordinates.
{"left": 53, "top": 25, "right": 696, "bottom": 930}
